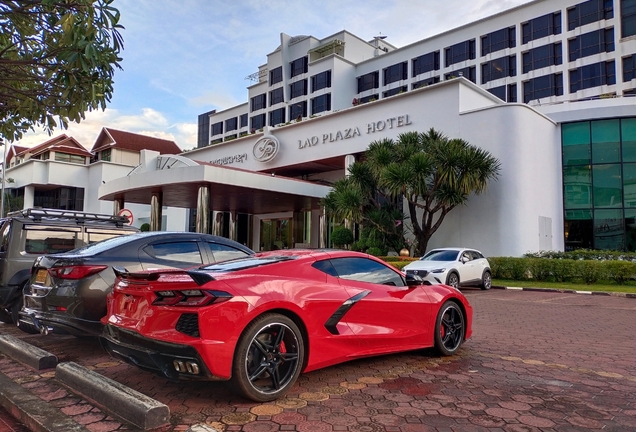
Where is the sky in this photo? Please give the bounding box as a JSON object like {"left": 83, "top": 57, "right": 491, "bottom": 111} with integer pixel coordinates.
{"left": 11, "top": 0, "right": 534, "bottom": 152}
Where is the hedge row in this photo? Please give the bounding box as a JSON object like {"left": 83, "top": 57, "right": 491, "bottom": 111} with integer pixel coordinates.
{"left": 524, "top": 249, "right": 636, "bottom": 262}
{"left": 489, "top": 257, "right": 636, "bottom": 285}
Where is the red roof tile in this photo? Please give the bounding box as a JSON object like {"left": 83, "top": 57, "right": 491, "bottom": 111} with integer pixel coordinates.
{"left": 92, "top": 128, "right": 181, "bottom": 154}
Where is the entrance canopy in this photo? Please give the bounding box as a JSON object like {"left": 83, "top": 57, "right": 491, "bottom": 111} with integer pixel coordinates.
{"left": 98, "top": 154, "right": 332, "bottom": 214}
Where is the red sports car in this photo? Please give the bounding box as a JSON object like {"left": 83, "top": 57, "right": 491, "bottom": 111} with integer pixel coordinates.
{"left": 100, "top": 249, "right": 473, "bottom": 401}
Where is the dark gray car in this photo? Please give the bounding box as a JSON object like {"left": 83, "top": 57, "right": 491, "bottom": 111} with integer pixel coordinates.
{"left": 21, "top": 231, "right": 254, "bottom": 336}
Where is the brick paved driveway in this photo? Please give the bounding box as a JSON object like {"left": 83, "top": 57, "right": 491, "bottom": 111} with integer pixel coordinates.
{"left": 0, "top": 289, "right": 635, "bottom": 431}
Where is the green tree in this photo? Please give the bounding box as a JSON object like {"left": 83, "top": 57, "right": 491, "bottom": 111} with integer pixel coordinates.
{"left": 324, "top": 129, "right": 501, "bottom": 256}
{"left": 0, "top": 0, "right": 124, "bottom": 143}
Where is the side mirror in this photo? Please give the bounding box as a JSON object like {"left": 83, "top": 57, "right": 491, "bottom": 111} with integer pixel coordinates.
{"left": 406, "top": 273, "right": 428, "bottom": 287}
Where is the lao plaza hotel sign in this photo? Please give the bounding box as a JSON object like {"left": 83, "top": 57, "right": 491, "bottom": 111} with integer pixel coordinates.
{"left": 210, "top": 114, "right": 413, "bottom": 166}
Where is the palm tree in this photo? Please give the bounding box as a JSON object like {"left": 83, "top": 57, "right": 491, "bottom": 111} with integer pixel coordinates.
{"left": 324, "top": 128, "right": 501, "bottom": 255}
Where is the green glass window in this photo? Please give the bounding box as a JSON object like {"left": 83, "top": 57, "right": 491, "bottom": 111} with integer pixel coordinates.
{"left": 625, "top": 209, "right": 636, "bottom": 251}
{"left": 562, "top": 122, "right": 590, "bottom": 165}
{"left": 623, "top": 163, "right": 636, "bottom": 208}
{"left": 593, "top": 209, "right": 624, "bottom": 250}
{"left": 563, "top": 166, "right": 591, "bottom": 209}
{"left": 592, "top": 164, "right": 622, "bottom": 208}
{"left": 591, "top": 119, "right": 620, "bottom": 164}
{"left": 564, "top": 210, "right": 592, "bottom": 250}
{"left": 622, "top": 118, "right": 636, "bottom": 162}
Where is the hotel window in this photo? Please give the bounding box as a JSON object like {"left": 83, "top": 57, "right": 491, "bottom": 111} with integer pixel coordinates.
{"left": 250, "top": 93, "right": 266, "bottom": 111}
{"left": 311, "top": 70, "right": 332, "bottom": 92}
{"left": 522, "top": 43, "right": 562, "bottom": 73}
{"left": 445, "top": 66, "right": 476, "bottom": 83}
{"left": 211, "top": 121, "right": 223, "bottom": 136}
{"left": 383, "top": 61, "right": 407, "bottom": 85}
{"left": 383, "top": 86, "right": 407, "bottom": 97}
{"left": 568, "top": 0, "right": 613, "bottom": 31}
{"left": 412, "top": 76, "right": 440, "bottom": 89}
{"left": 570, "top": 60, "right": 616, "bottom": 92}
{"left": 225, "top": 117, "right": 238, "bottom": 132}
{"left": 357, "top": 71, "right": 379, "bottom": 92}
{"left": 523, "top": 73, "right": 563, "bottom": 103}
{"left": 240, "top": 113, "right": 248, "bottom": 128}
{"left": 289, "top": 79, "right": 308, "bottom": 99}
{"left": 412, "top": 51, "right": 440, "bottom": 76}
{"left": 270, "top": 66, "right": 282, "bottom": 85}
{"left": 359, "top": 94, "right": 379, "bottom": 103}
{"left": 250, "top": 114, "right": 266, "bottom": 130}
{"left": 42, "top": 151, "right": 50, "bottom": 160}
{"left": 622, "top": 0, "right": 636, "bottom": 37}
{"left": 269, "top": 108, "right": 285, "bottom": 126}
{"left": 55, "top": 153, "right": 85, "bottom": 164}
{"left": 289, "top": 101, "right": 307, "bottom": 120}
{"left": 487, "top": 84, "right": 518, "bottom": 102}
{"left": 481, "top": 55, "right": 516, "bottom": 84}
{"left": 481, "top": 26, "right": 516, "bottom": 56}
{"left": 269, "top": 87, "right": 284, "bottom": 105}
{"left": 522, "top": 12, "right": 562, "bottom": 44}
{"left": 569, "top": 28, "right": 614, "bottom": 62}
{"left": 311, "top": 94, "right": 331, "bottom": 114}
{"left": 625, "top": 54, "right": 636, "bottom": 81}
{"left": 444, "top": 39, "right": 476, "bottom": 67}
{"left": 290, "top": 56, "right": 308, "bottom": 78}
{"left": 100, "top": 149, "right": 111, "bottom": 162}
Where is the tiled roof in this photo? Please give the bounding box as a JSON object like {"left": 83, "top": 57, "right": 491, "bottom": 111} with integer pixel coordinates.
{"left": 15, "top": 135, "right": 91, "bottom": 157}
{"left": 92, "top": 128, "right": 181, "bottom": 154}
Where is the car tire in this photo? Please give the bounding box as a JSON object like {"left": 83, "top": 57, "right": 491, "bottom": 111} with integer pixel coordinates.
{"left": 434, "top": 301, "right": 465, "bottom": 356}
{"left": 230, "top": 313, "right": 304, "bottom": 402}
{"left": 0, "top": 308, "right": 12, "bottom": 324}
{"left": 446, "top": 272, "right": 460, "bottom": 288}
{"left": 480, "top": 271, "right": 492, "bottom": 290}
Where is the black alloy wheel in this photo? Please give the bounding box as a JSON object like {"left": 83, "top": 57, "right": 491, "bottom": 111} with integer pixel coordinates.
{"left": 434, "top": 301, "right": 465, "bottom": 356}
{"left": 231, "top": 314, "right": 304, "bottom": 402}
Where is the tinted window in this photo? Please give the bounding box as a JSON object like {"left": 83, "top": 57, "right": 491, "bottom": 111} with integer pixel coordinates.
{"left": 269, "top": 87, "right": 284, "bottom": 105}
{"left": 412, "top": 51, "right": 440, "bottom": 76}
{"left": 24, "top": 228, "right": 77, "bottom": 254}
{"left": 357, "top": 71, "right": 379, "bottom": 92}
{"left": 312, "top": 259, "right": 338, "bottom": 277}
{"left": 311, "top": 70, "right": 332, "bottom": 92}
{"left": 207, "top": 242, "right": 250, "bottom": 262}
{"left": 422, "top": 250, "right": 460, "bottom": 261}
{"left": 270, "top": 66, "right": 282, "bottom": 85}
{"left": 143, "top": 241, "right": 203, "bottom": 264}
{"left": 329, "top": 257, "right": 405, "bottom": 286}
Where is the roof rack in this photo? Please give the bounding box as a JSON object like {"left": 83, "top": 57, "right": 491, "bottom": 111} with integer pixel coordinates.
{"left": 7, "top": 208, "right": 131, "bottom": 227}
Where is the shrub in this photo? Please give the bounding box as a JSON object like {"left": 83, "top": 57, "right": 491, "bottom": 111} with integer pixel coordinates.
{"left": 350, "top": 241, "right": 366, "bottom": 252}
{"left": 140, "top": 223, "right": 150, "bottom": 232}
{"left": 603, "top": 260, "right": 636, "bottom": 284}
{"left": 331, "top": 227, "right": 354, "bottom": 249}
{"left": 366, "top": 247, "right": 384, "bottom": 257}
{"left": 574, "top": 260, "right": 603, "bottom": 284}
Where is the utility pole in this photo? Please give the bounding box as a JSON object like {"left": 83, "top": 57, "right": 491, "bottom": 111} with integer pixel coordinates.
{"left": 1, "top": 140, "right": 6, "bottom": 218}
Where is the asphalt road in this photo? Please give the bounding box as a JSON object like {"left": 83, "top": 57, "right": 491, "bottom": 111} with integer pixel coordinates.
{"left": 0, "top": 288, "right": 634, "bottom": 431}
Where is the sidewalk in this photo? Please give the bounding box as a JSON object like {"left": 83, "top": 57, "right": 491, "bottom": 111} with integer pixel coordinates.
{"left": 1, "top": 289, "right": 635, "bottom": 431}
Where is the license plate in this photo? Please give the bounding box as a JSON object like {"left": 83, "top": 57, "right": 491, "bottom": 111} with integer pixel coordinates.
{"left": 34, "top": 269, "right": 48, "bottom": 284}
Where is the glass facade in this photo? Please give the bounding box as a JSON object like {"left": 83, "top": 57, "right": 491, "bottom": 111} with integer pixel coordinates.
{"left": 563, "top": 118, "right": 636, "bottom": 251}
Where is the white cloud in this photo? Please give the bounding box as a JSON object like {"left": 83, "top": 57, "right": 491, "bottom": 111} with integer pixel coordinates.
{"left": 13, "top": 108, "right": 197, "bottom": 151}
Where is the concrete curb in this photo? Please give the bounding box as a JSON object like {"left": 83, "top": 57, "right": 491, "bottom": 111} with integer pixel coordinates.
{"left": 0, "top": 334, "right": 58, "bottom": 370}
{"left": 0, "top": 370, "right": 89, "bottom": 432}
{"left": 56, "top": 361, "right": 170, "bottom": 430}
{"left": 493, "top": 285, "right": 636, "bottom": 298}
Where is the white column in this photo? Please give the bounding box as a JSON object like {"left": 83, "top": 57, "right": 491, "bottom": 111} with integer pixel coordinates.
{"left": 23, "top": 186, "right": 35, "bottom": 209}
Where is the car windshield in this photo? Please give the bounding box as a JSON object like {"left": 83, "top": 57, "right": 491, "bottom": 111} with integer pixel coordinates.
{"left": 421, "top": 249, "right": 460, "bottom": 262}
{"left": 200, "top": 256, "right": 294, "bottom": 272}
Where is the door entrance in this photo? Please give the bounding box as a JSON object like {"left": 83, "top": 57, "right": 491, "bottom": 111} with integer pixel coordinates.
{"left": 260, "top": 218, "right": 291, "bottom": 251}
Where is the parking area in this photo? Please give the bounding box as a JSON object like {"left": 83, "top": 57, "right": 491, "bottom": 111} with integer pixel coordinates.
{"left": 0, "top": 288, "right": 635, "bottom": 431}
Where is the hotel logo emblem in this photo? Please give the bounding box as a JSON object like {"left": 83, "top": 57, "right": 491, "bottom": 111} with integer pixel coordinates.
{"left": 253, "top": 135, "right": 280, "bottom": 163}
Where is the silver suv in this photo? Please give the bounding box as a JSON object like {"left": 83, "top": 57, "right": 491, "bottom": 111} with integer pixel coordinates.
{"left": 0, "top": 208, "right": 138, "bottom": 327}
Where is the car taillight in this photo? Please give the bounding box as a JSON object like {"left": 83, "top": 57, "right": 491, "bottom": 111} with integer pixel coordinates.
{"left": 48, "top": 265, "right": 108, "bottom": 280}
{"left": 152, "top": 290, "right": 232, "bottom": 307}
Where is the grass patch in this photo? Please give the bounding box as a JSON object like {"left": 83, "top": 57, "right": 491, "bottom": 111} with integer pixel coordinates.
{"left": 493, "top": 279, "right": 636, "bottom": 294}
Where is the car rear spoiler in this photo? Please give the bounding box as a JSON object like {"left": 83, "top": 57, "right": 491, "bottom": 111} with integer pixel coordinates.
{"left": 112, "top": 266, "right": 216, "bottom": 286}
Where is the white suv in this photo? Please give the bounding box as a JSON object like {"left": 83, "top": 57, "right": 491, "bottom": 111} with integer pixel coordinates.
{"left": 403, "top": 248, "right": 491, "bottom": 290}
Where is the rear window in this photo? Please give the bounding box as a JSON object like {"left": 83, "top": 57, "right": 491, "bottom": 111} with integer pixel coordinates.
{"left": 86, "top": 229, "right": 134, "bottom": 244}
{"left": 201, "top": 256, "right": 293, "bottom": 272}
{"left": 24, "top": 229, "right": 78, "bottom": 254}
